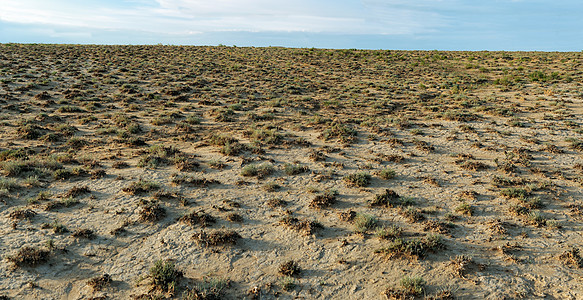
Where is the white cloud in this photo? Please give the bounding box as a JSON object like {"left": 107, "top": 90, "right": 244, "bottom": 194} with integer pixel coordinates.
{"left": 0, "top": 0, "right": 449, "bottom": 36}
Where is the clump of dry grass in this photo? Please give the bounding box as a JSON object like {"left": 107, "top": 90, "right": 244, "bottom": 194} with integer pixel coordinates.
{"left": 63, "top": 185, "right": 90, "bottom": 198}
{"left": 138, "top": 201, "right": 166, "bottom": 222}
{"left": 9, "top": 208, "right": 36, "bottom": 220}
{"left": 399, "top": 207, "right": 426, "bottom": 223}
{"left": 278, "top": 260, "right": 301, "bottom": 277}
{"left": 183, "top": 277, "right": 229, "bottom": 300}
{"left": 280, "top": 216, "right": 322, "bottom": 235}
{"left": 149, "top": 259, "right": 182, "bottom": 293}
{"left": 558, "top": 248, "right": 583, "bottom": 268}
{"left": 179, "top": 211, "right": 216, "bottom": 227}
{"left": 240, "top": 163, "right": 274, "bottom": 178}
{"left": 72, "top": 228, "right": 95, "bottom": 239}
{"left": 369, "top": 189, "right": 412, "bottom": 207}
{"left": 422, "top": 220, "right": 453, "bottom": 235}
{"left": 87, "top": 274, "right": 112, "bottom": 292}
{"left": 309, "top": 190, "right": 337, "bottom": 209}
{"left": 266, "top": 198, "right": 287, "bottom": 208}
{"left": 8, "top": 246, "right": 50, "bottom": 267}
{"left": 343, "top": 172, "right": 371, "bottom": 187}
{"left": 383, "top": 276, "right": 426, "bottom": 299}
{"left": 226, "top": 213, "right": 243, "bottom": 222}
{"left": 338, "top": 210, "right": 357, "bottom": 222}
{"left": 449, "top": 255, "right": 474, "bottom": 278}
{"left": 375, "top": 234, "right": 444, "bottom": 260}
{"left": 193, "top": 230, "right": 242, "bottom": 247}
{"left": 122, "top": 179, "right": 160, "bottom": 195}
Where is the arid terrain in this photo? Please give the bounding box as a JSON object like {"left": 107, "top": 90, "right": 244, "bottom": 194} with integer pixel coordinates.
{"left": 1, "top": 44, "right": 583, "bottom": 299}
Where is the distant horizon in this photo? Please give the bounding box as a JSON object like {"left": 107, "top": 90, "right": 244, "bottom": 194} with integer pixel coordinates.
{"left": 2, "top": 42, "right": 581, "bottom": 53}
{"left": 1, "top": 1, "right": 582, "bottom": 52}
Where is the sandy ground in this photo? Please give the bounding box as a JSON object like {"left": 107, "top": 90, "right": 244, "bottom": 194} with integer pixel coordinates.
{"left": 1, "top": 45, "right": 583, "bottom": 299}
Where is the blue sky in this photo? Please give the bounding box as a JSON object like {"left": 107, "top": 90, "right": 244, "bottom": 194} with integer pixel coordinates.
{"left": 0, "top": 0, "right": 581, "bottom": 50}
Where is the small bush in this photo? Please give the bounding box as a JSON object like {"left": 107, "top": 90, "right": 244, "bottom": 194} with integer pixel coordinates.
{"left": 320, "top": 122, "right": 357, "bottom": 143}
{"left": 8, "top": 246, "right": 50, "bottom": 267}
{"left": 57, "top": 105, "right": 84, "bottom": 113}
{"left": 263, "top": 181, "right": 281, "bottom": 192}
{"left": 65, "top": 137, "right": 88, "bottom": 149}
{"left": 378, "top": 168, "right": 396, "bottom": 180}
{"left": 369, "top": 189, "right": 412, "bottom": 207}
{"left": 283, "top": 163, "right": 309, "bottom": 176}
{"left": 400, "top": 276, "right": 425, "bottom": 295}
{"left": 279, "top": 276, "right": 296, "bottom": 291}
{"left": 278, "top": 260, "right": 301, "bottom": 277}
{"left": 72, "top": 229, "right": 95, "bottom": 239}
{"left": 455, "top": 202, "right": 474, "bottom": 216}
{"left": 400, "top": 207, "right": 425, "bottom": 223}
{"left": 375, "top": 234, "right": 444, "bottom": 260}
{"left": 139, "top": 201, "right": 166, "bottom": 222}
{"left": 0, "top": 178, "right": 20, "bottom": 192}
{"left": 193, "top": 230, "right": 242, "bottom": 246}
{"left": 87, "top": 274, "right": 112, "bottom": 292}
{"left": 221, "top": 141, "right": 246, "bottom": 156}
{"left": 280, "top": 216, "right": 322, "bottom": 235}
{"left": 500, "top": 188, "right": 528, "bottom": 199}
{"left": 42, "top": 220, "right": 68, "bottom": 234}
{"left": 17, "top": 124, "right": 43, "bottom": 140}
{"left": 150, "top": 260, "right": 181, "bottom": 292}
{"left": 208, "top": 159, "right": 226, "bottom": 169}
{"left": 343, "top": 172, "right": 371, "bottom": 187}
{"left": 53, "top": 167, "right": 88, "bottom": 180}
{"left": 226, "top": 213, "right": 243, "bottom": 223}
{"left": 9, "top": 208, "right": 37, "bottom": 220}
{"left": 310, "top": 190, "right": 337, "bottom": 209}
{"left": 241, "top": 163, "right": 274, "bottom": 178}
{"left": 183, "top": 277, "right": 229, "bottom": 300}
{"left": 1, "top": 159, "right": 61, "bottom": 178}
{"left": 375, "top": 225, "right": 402, "bottom": 240}
{"left": 171, "top": 174, "right": 219, "bottom": 187}
{"left": 179, "top": 211, "right": 216, "bottom": 227}
{"left": 353, "top": 213, "right": 378, "bottom": 233}
{"left": 63, "top": 186, "right": 90, "bottom": 198}
{"left": 558, "top": 248, "right": 583, "bottom": 268}
{"left": 122, "top": 180, "right": 160, "bottom": 195}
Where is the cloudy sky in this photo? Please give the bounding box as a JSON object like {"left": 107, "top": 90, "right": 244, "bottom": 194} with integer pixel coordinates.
{"left": 0, "top": 0, "right": 581, "bottom": 50}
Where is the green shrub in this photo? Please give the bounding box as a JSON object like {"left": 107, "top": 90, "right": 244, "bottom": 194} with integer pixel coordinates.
{"left": 0, "top": 177, "right": 20, "bottom": 191}
{"left": 241, "top": 163, "right": 274, "bottom": 178}
{"left": 283, "top": 163, "right": 309, "bottom": 176}
{"left": 343, "top": 172, "right": 371, "bottom": 187}
{"left": 379, "top": 167, "right": 396, "bottom": 180}
{"left": 122, "top": 179, "right": 160, "bottom": 195}
{"left": 500, "top": 188, "right": 528, "bottom": 199}
{"left": 354, "top": 213, "right": 378, "bottom": 233}
{"left": 150, "top": 260, "right": 180, "bottom": 292}
{"left": 400, "top": 276, "right": 425, "bottom": 295}
{"left": 183, "top": 277, "right": 229, "bottom": 299}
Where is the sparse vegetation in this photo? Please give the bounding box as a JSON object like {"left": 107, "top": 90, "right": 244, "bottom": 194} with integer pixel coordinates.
{"left": 278, "top": 260, "right": 301, "bottom": 277}
{"left": 122, "top": 179, "right": 160, "bottom": 195}
{"left": 1, "top": 44, "right": 582, "bottom": 299}
{"left": 193, "top": 230, "right": 242, "bottom": 246}
{"left": 240, "top": 163, "right": 274, "bottom": 178}
{"left": 87, "top": 274, "right": 112, "bottom": 292}
{"left": 343, "top": 172, "right": 371, "bottom": 187}
{"left": 353, "top": 213, "right": 378, "bottom": 233}
{"left": 8, "top": 246, "right": 50, "bottom": 267}
{"left": 149, "top": 259, "right": 181, "bottom": 292}
{"left": 378, "top": 167, "right": 396, "bottom": 180}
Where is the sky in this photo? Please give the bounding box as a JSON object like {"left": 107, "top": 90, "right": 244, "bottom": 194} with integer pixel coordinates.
{"left": 0, "top": 0, "right": 581, "bottom": 51}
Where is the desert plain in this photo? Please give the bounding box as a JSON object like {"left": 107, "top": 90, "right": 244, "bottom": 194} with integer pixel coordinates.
{"left": 0, "top": 44, "right": 583, "bottom": 299}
